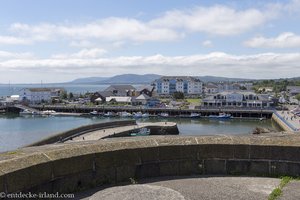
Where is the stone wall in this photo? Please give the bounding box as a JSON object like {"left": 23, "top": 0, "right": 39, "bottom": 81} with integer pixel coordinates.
{"left": 1, "top": 135, "right": 300, "bottom": 193}
{"left": 27, "top": 120, "right": 136, "bottom": 146}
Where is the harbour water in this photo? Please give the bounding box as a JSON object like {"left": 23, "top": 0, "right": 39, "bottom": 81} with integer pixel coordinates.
{"left": 0, "top": 83, "right": 142, "bottom": 97}
{"left": 0, "top": 113, "right": 280, "bottom": 152}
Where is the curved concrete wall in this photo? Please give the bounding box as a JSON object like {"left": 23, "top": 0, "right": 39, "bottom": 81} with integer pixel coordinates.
{"left": 27, "top": 120, "right": 136, "bottom": 146}
{"left": 1, "top": 135, "right": 300, "bottom": 193}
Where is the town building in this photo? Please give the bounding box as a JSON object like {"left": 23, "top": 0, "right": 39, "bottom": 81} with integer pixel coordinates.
{"left": 153, "top": 76, "right": 203, "bottom": 95}
{"left": 202, "top": 91, "right": 274, "bottom": 108}
{"left": 287, "top": 86, "right": 300, "bottom": 96}
{"left": 19, "top": 88, "right": 65, "bottom": 103}
{"left": 136, "top": 85, "right": 155, "bottom": 97}
{"left": 104, "top": 85, "right": 136, "bottom": 96}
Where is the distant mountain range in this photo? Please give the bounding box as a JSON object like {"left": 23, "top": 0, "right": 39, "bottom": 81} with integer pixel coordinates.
{"left": 69, "top": 74, "right": 161, "bottom": 84}
{"left": 68, "top": 74, "right": 299, "bottom": 85}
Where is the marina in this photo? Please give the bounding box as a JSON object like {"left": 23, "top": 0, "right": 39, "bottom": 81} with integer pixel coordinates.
{"left": 0, "top": 113, "right": 281, "bottom": 152}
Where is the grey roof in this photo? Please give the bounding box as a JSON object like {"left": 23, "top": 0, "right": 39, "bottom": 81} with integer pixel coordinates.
{"left": 287, "top": 86, "right": 300, "bottom": 90}
{"left": 136, "top": 85, "right": 154, "bottom": 92}
{"left": 97, "top": 91, "right": 114, "bottom": 97}
{"left": 135, "top": 93, "right": 150, "bottom": 100}
{"left": 158, "top": 76, "right": 202, "bottom": 82}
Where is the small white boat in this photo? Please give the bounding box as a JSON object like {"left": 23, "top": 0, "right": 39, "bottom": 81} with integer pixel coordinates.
{"left": 142, "top": 113, "right": 150, "bottom": 118}
{"left": 119, "top": 112, "right": 132, "bottom": 117}
{"left": 133, "top": 112, "right": 143, "bottom": 118}
{"left": 130, "top": 128, "right": 150, "bottom": 136}
{"left": 90, "top": 110, "right": 99, "bottom": 115}
{"left": 103, "top": 112, "right": 115, "bottom": 117}
{"left": 159, "top": 112, "right": 169, "bottom": 117}
{"left": 190, "top": 113, "right": 201, "bottom": 118}
{"left": 41, "top": 110, "right": 56, "bottom": 115}
{"left": 20, "top": 109, "right": 37, "bottom": 115}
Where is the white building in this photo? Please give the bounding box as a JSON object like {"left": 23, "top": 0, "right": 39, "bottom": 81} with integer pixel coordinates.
{"left": 153, "top": 76, "right": 203, "bottom": 95}
{"left": 202, "top": 91, "right": 274, "bottom": 108}
{"left": 19, "top": 88, "right": 64, "bottom": 103}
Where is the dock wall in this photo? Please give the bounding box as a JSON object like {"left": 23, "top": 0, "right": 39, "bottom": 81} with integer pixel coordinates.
{"left": 27, "top": 120, "right": 136, "bottom": 146}
{"left": 1, "top": 135, "right": 300, "bottom": 193}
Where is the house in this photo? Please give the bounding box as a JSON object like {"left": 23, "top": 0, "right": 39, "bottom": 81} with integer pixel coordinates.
{"left": 136, "top": 85, "right": 155, "bottom": 97}
{"left": 287, "top": 86, "right": 300, "bottom": 96}
{"left": 90, "top": 91, "right": 114, "bottom": 103}
{"left": 204, "top": 83, "right": 219, "bottom": 94}
{"left": 19, "top": 88, "right": 65, "bottom": 103}
{"left": 202, "top": 91, "right": 274, "bottom": 108}
{"left": 104, "top": 85, "right": 136, "bottom": 96}
{"left": 153, "top": 76, "right": 203, "bottom": 95}
{"left": 106, "top": 96, "right": 132, "bottom": 104}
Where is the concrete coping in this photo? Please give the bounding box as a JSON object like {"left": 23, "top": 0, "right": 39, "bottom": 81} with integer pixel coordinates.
{"left": 1, "top": 134, "right": 300, "bottom": 174}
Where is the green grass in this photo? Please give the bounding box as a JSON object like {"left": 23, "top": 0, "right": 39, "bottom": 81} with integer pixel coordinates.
{"left": 268, "top": 176, "right": 295, "bottom": 200}
{"left": 186, "top": 98, "right": 201, "bottom": 104}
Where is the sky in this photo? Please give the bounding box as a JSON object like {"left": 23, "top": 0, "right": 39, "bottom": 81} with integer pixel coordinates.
{"left": 0, "top": 0, "right": 300, "bottom": 83}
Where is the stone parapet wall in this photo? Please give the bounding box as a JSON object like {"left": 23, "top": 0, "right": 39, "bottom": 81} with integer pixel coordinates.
{"left": 1, "top": 135, "right": 300, "bottom": 193}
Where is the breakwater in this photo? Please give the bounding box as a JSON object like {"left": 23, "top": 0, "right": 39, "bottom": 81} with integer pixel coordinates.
{"left": 27, "top": 120, "right": 136, "bottom": 146}
{"left": 1, "top": 134, "right": 300, "bottom": 193}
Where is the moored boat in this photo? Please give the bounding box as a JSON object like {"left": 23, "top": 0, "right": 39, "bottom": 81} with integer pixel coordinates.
{"left": 119, "top": 111, "right": 132, "bottom": 117}
{"left": 190, "top": 113, "right": 201, "bottom": 118}
{"left": 209, "top": 113, "right": 232, "bottom": 119}
{"left": 159, "top": 112, "right": 169, "bottom": 117}
{"left": 130, "top": 128, "right": 150, "bottom": 136}
{"left": 103, "top": 112, "right": 116, "bottom": 117}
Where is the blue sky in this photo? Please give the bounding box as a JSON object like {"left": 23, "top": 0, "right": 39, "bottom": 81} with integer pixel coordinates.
{"left": 0, "top": 0, "right": 300, "bottom": 83}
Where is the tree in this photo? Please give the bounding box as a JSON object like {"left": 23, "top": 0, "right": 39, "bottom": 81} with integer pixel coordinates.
{"left": 60, "top": 91, "right": 68, "bottom": 99}
{"left": 69, "top": 92, "right": 74, "bottom": 99}
{"left": 173, "top": 92, "right": 184, "bottom": 100}
{"left": 296, "top": 94, "right": 300, "bottom": 104}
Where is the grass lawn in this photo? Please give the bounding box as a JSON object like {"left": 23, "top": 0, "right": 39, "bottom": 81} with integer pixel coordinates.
{"left": 186, "top": 98, "right": 201, "bottom": 104}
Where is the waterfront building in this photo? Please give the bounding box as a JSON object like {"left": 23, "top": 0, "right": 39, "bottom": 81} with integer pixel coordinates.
{"left": 19, "top": 88, "right": 65, "bottom": 103}
{"left": 153, "top": 76, "right": 203, "bottom": 95}
{"left": 132, "top": 93, "right": 160, "bottom": 107}
{"left": 287, "top": 86, "right": 300, "bottom": 96}
{"left": 90, "top": 91, "right": 114, "bottom": 103}
{"left": 104, "top": 85, "right": 136, "bottom": 96}
{"left": 204, "top": 83, "right": 219, "bottom": 94}
{"left": 136, "top": 85, "right": 155, "bottom": 97}
{"left": 106, "top": 96, "right": 132, "bottom": 104}
{"left": 202, "top": 91, "right": 274, "bottom": 108}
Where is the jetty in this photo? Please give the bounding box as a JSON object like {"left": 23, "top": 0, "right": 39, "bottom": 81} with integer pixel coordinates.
{"left": 64, "top": 122, "right": 177, "bottom": 142}
{"left": 26, "top": 104, "right": 274, "bottom": 118}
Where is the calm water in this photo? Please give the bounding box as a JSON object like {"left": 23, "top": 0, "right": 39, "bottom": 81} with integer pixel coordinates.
{"left": 0, "top": 83, "right": 114, "bottom": 97}
{"left": 0, "top": 114, "right": 280, "bottom": 152}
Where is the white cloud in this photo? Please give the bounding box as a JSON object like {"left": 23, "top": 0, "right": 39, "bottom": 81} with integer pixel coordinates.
{"left": 0, "top": 50, "right": 34, "bottom": 60}
{"left": 0, "top": 52, "right": 299, "bottom": 80}
{"left": 10, "top": 18, "right": 182, "bottom": 43}
{"left": 0, "top": 35, "right": 31, "bottom": 45}
{"left": 244, "top": 32, "right": 300, "bottom": 48}
{"left": 150, "top": 5, "right": 276, "bottom": 36}
{"left": 51, "top": 48, "right": 107, "bottom": 59}
{"left": 69, "top": 40, "right": 94, "bottom": 48}
{"left": 202, "top": 40, "right": 213, "bottom": 47}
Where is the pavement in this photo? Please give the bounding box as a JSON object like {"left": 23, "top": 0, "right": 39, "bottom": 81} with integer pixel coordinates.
{"left": 279, "top": 181, "right": 300, "bottom": 200}
{"left": 75, "top": 176, "right": 281, "bottom": 200}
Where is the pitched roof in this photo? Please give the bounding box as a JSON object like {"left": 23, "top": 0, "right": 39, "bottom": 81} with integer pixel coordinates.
{"left": 135, "top": 93, "right": 150, "bottom": 100}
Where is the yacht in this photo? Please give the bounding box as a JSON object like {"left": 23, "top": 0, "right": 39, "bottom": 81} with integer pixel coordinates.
{"left": 209, "top": 113, "right": 232, "bottom": 119}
